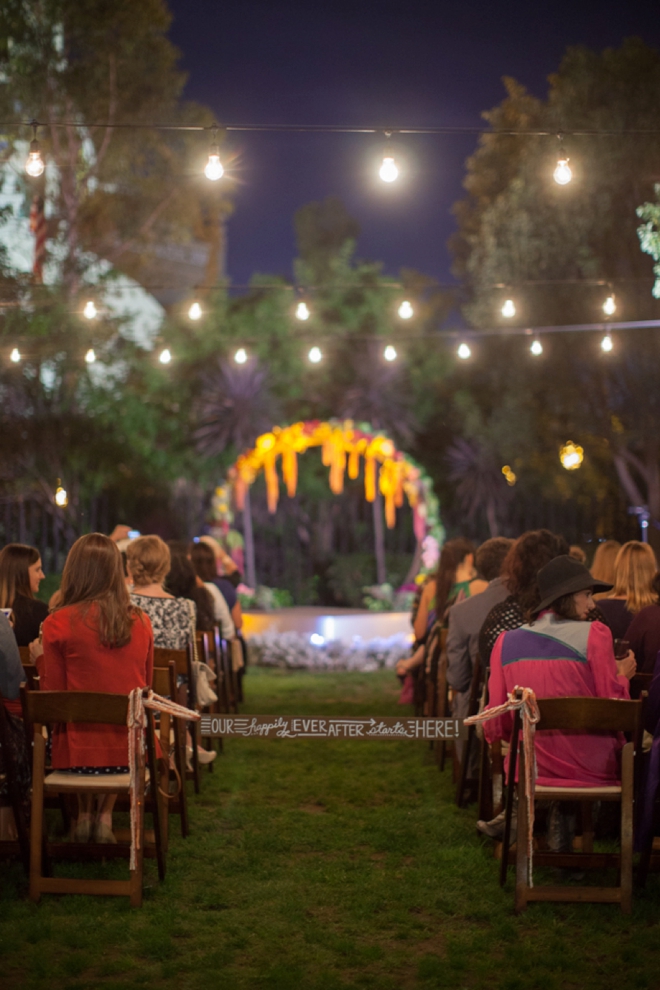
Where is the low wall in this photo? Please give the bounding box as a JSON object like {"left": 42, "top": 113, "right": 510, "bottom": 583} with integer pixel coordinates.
{"left": 242, "top": 606, "right": 411, "bottom": 645}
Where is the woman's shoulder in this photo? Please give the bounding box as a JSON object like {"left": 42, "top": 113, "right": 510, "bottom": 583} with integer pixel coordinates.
{"left": 15, "top": 593, "right": 49, "bottom": 617}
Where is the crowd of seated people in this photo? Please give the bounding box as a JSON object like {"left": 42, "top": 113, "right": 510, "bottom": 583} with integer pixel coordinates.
{"left": 0, "top": 526, "right": 243, "bottom": 844}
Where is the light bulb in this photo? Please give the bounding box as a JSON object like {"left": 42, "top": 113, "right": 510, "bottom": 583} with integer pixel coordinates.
{"left": 25, "top": 139, "right": 45, "bottom": 177}
{"left": 601, "top": 334, "right": 613, "bottom": 353}
{"left": 501, "top": 299, "right": 516, "bottom": 318}
{"left": 85, "top": 348, "right": 96, "bottom": 364}
{"left": 398, "top": 300, "right": 413, "bottom": 319}
{"left": 159, "top": 348, "right": 172, "bottom": 364}
{"left": 457, "top": 343, "right": 471, "bottom": 360}
{"left": 83, "top": 300, "right": 97, "bottom": 320}
{"left": 379, "top": 156, "right": 399, "bottom": 183}
{"left": 603, "top": 295, "right": 616, "bottom": 316}
{"left": 553, "top": 157, "right": 572, "bottom": 185}
{"left": 204, "top": 146, "right": 224, "bottom": 181}
{"left": 55, "top": 486, "right": 68, "bottom": 507}
{"left": 559, "top": 442, "right": 584, "bottom": 471}
{"left": 295, "top": 301, "right": 310, "bottom": 321}
{"left": 10, "top": 347, "right": 21, "bottom": 363}
{"left": 234, "top": 348, "right": 247, "bottom": 364}
{"left": 384, "top": 345, "right": 397, "bottom": 362}
{"left": 530, "top": 339, "right": 543, "bottom": 356}
{"left": 188, "top": 301, "right": 202, "bottom": 320}
{"left": 308, "top": 346, "right": 322, "bottom": 363}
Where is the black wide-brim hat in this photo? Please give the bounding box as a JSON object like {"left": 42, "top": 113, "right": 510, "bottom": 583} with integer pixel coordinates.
{"left": 533, "top": 554, "right": 613, "bottom": 615}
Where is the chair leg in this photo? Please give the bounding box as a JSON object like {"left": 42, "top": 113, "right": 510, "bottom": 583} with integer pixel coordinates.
{"left": 29, "top": 733, "right": 46, "bottom": 903}
{"left": 620, "top": 743, "right": 634, "bottom": 914}
{"left": 514, "top": 754, "right": 529, "bottom": 914}
{"left": 581, "top": 801, "right": 594, "bottom": 853}
{"left": 145, "top": 710, "right": 166, "bottom": 882}
{"left": 174, "top": 717, "right": 190, "bottom": 838}
{"left": 456, "top": 726, "right": 474, "bottom": 808}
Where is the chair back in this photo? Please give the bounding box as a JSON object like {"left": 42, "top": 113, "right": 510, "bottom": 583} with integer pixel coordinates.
{"left": 536, "top": 696, "right": 642, "bottom": 734}
{"left": 21, "top": 664, "right": 40, "bottom": 691}
{"left": 153, "top": 646, "right": 190, "bottom": 679}
{"left": 23, "top": 690, "right": 131, "bottom": 727}
{"left": 18, "top": 646, "right": 31, "bottom": 664}
{"left": 151, "top": 666, "right": 171, "bottom": 696}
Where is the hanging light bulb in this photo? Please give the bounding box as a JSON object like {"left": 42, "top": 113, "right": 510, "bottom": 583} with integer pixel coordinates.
{"left": 159, "top": 348, "right": 172, "bottom": 364}
{"left": 54, "top": 483, "right": 68, "bottom": 507}
{"left": 559, "top": 442, "right": 584, "bottom": 471}
{"left": 234, "top": 348, "right": 247, "bottom": 364}
{"left": 601, "top": 334, "right": 613, "bottom": 353}
{"left": 553, "top": 154, "right": 572, "bottom": 186}
{"left": 295, "top": 301, "right": 310, "bottom": 321}
{"left": 398, "top": 300, "right": 413, "bottom": 320}
{"left": 188, "top": 301, "right": 203, "bottom": 321}
{"left": 457, "top": 343, "right": 471, "bottom": 360}
{"left": 530, "top": 338, "right": 543, "bottom": 356}
{"left": 25, "top": 123, "right": 45, "bottom": 178}
{"left": 384, "top": 345, "right": 397, "bottom": 361}
{"left": 83, "top": 300, "right": 97, "bottom": 320}
{"left": 204, "top": 140, "right": 224, "bottom": 181}
{"left": 379, "top": 155, "right": 399, "bottom": 183}
{"left": 85, "top": 348, "right": 96, "bottom": 364}
{"left": 308, "top": 346, "right": 323, "bottom": 363}
{"left": 10, "top": 347, "right": 21, "bottom": 363}
{"left": 603, "top": 295, "right": 616, "bottom": 316}
{"left": 501, "top": 298, "right": 516, "bottom": 318}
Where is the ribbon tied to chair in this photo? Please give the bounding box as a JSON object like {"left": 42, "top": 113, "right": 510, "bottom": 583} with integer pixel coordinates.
{"left": 465, "top": 685, "right": 540, "bottom": 885}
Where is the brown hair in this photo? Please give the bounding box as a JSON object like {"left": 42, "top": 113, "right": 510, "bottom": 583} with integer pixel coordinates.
{"left": 434, "top": 538, "right": 475, "bottom": 615}
{"left": 190, "top": 541, "right": 217, "bottom": 583}
{"left": 476, "top": 538, "right": 514, "bottom": 583}
{"left": 550, "top": 592, "right": 581, "bottom": 621}
{"left": 502, "top": 529, "right": 569, "bottom": 617}
{"left": 611, "top": 541, "right": 657, "bottom": 614}
{"left": 591, "top": 540, "right": 621, "bottom": 585}
{"left": 126, "top": 535, "right": 171, "bottom": 587}
{"left": 0, "top": 543, "right": 40, "bottom": 607}
{"left": 58, "top": 533, "right": 138, "bottom": 648}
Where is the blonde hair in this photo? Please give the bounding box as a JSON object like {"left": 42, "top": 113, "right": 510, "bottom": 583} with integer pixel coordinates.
{"left": 610, "top": 541, "right": 657, "bottom": 614}
{"left": 591, "top": 540, "right": 621, "bottom": 585}
{"left": 126, "top": 535, "right": 171, "bottom": 587}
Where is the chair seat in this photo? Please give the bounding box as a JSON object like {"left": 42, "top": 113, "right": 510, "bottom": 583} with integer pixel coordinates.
{"left": 535, "top": 784, "right": 621, "bottom": 798}
{"left": 44, "top": 769, "right": 149, "bottom": 793}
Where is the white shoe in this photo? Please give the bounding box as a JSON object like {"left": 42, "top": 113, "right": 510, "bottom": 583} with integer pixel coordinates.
{"left": 187, "top": 746, "right": 217, "bottom": 766}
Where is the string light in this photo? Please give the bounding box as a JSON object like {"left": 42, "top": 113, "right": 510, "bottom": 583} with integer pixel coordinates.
{"left": 159, "top": 348, "right": 172, "bottom": 364}
{"left": 530, "top": 338, "right": 543, "bottom": 355}
{"left": 10, "top": 347, "right": 21, "bottom": 363}
{"left": 384, "top": 345, "right": 397, "bottom": 361}
{"left": 204, "top": 139, "right": 224, "bottom": 181}
{"left": 188, "top": 301, "right": 203, "bottom": 320}
{"left": 308, "top": 346, "right": 323, "bottom": 363}
{"left": 502, "top": 465, "right": 517, "bottom": 486}
{"left": 603, "top": 295, "right": 616, "bottom": 316}
{"left": 398, "top": 300, "right": 413, "bottom": 319}
{"left": 457, "top": 343, "right": 471, "bottom": 360}
{"left": 83, "top": 300, "right": 97, "bottom": 320}
{"left": 234, "top": 348, "right": 247, "bottom": 364}
{"left": 296, "top": 301, "right": 310, "bottom": 321}
{"left": 379, "top": 155, "right": 399, "bottom": 183}
{"left": 25, "top": 123, "right": 45, "bottom": 177}
{"left": 54, "top": 482, "right": 68, "bottom": 507}
{"left": 501, "top": 298, "right": 516, "bottom": 318}
{"left": 559, "top": 441, "right": 584, "bottom": 471}
{"left": 85, "top": 348, "right": 96, "bottom": 364}
{"left": 553, "top": 144, "right": 572, "bottom": 185}
{"left": 601, "top": 333, "right": 613, "bottom": 352}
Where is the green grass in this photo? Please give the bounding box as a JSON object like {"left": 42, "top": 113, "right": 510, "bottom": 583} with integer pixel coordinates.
{"left": 2, "top": 668, "right": 660, "bottom": 989}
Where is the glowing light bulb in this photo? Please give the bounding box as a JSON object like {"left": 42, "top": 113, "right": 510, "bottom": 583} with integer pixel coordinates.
{"left": 379, "top": 156, "right": 399, "bottom": 183}
{"left": 530, "top": 339, "right": 543, "bottom": 356}
{"left": 553, "top": 157, "right": 572, "bottom": 185}
{"left": 85, "top": 348, "right": 96, "bottom": 364}
{"left": 83, "top": 300, "right": 97, "bottom": 320}
{"left": 603, "top": 295, "right": 616, "bottom": 316}
{"left": 159, "top": 348, "right": 172, "bottom": 364}
{"left": 25, "top": 139, "right": 45, "bottom": 177}
{"left": 601, "top": 334, "right": 613, "bottom": 353}
{"left": 559, "top": 442, "right": 584, "bottom": 471}
{"left": 10, "top": 347, "right": 21, "bottom": 363}
{"left": 398, "top": 300, "right": 413, "bottom": 319}
{"left": 457, "top": 343, "right": 471, "bottom": 360}
{"left": 501, "top": 299, "right": 516, "bottom": 318}
{"left": 188, "top": 301, "right": 202, "bottom": 320}
{"left": 55, "top": 485, "right": 68, "bottom": 507}
{"left": 204, "top": 145, "right": 224, "bottom": 181}
{"left": 296, "top": 301, "right": 310, "bottom": 321}
{"left": 308, "top": 346, "right": 322, "bottom": 364}
{"left": 384, "top": 345, "right": 397, "bottom": 361}
{"left": 234, "top": 348, "right": 247, "bottom": 364}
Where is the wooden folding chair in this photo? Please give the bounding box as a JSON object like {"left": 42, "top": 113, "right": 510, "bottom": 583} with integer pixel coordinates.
{"left": 18, "top": 646, "right": 30, "bottom": 665}
{"left": 153, "top": 645, "right": 201, "bottom": 794}
{"left": 152, "top": 661, "right": 189, "bottom": 838}
{"left": 0, "top": 691, "right": 31, "bottom": 875}
{"left": 23, "top": 689, "right": 158, "bottom": 907}
{"left": 455, "top": 652, "right": 482, "bottom": 807}
{"left": 504, "top": 696, "right": 643, "bottom": 914}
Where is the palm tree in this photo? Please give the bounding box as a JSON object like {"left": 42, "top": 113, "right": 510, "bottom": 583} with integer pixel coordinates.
{"left": 447, "top": 438, "right": 511, "bottom": 537}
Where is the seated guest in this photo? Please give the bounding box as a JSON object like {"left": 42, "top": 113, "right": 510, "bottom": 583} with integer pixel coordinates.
{"left": 0, "top": 610, "right": 30, "bottom": 839}
{"left": 478, "top": 530, "right": 569, "bottom": 666}
{"left": 126, "top": 536, "right": 195, "bottom": 649}
{"left": 189, "top": 541, "right": 237, "bottom": 638}
{"left": 626, "top": 572, "right": 660, "bottom": 673}
{"left": 38, "top": 533, "right": 153, "bottom": 842}
{"left": 198, "top": 535, "right": 242, "bottom": 590}
{"left": 165, "top": 552, "right": 219, "bottom": 635}
{"left": 597, "top": 541, "right": 657, "bottom": 640}
{"left": 0, "top": 544, "right": 48, "bottom": 646}
{"left": 478, "top": 556, "right": 635, "bottom": 842}
{"left": 590, "top": 539, "right": 621, "bottom": 600}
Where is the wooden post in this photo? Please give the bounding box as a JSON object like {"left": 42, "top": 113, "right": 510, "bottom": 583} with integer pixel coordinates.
{"left": 372, "top": 487, "right": 386, "bottom": 586}
{"left": 243, "top": 484, "right": 256, "bottom": 590}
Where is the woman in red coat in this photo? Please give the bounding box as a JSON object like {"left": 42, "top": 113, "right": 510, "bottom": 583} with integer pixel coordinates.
{"left": 39, "top": 533, "right": 153, "bottom": 843}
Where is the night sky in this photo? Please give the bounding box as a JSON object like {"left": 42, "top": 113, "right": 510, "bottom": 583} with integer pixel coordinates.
{"left": 167, "top": 0, "right": 660, "bottom": 287}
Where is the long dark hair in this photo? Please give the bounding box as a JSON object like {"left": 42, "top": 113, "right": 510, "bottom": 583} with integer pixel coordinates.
{"left": 57, "top": 533, "right": 139, "bottom": 648}
{"left": 164, "top": 553, "right": 215, "bottom": 632}
{"left": 0, "top": 543, "right": 39, "bottom": 607}
{"left": 434, "top": 538, "right": 475, "bottom": 615}
{"left": 502, "top": 529, "right": 570, "bottom": 618}
{"left": 190, "top": 541, "right": 217, "bottom": 583}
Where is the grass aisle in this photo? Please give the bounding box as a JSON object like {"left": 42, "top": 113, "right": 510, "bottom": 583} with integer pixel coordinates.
{"left": 2, "top": 668, "right": 660, "bottom": 990}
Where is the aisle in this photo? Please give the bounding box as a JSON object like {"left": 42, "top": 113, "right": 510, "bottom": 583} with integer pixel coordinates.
{"left": 2, "top": 670, "right": 660, "bottom": 990}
